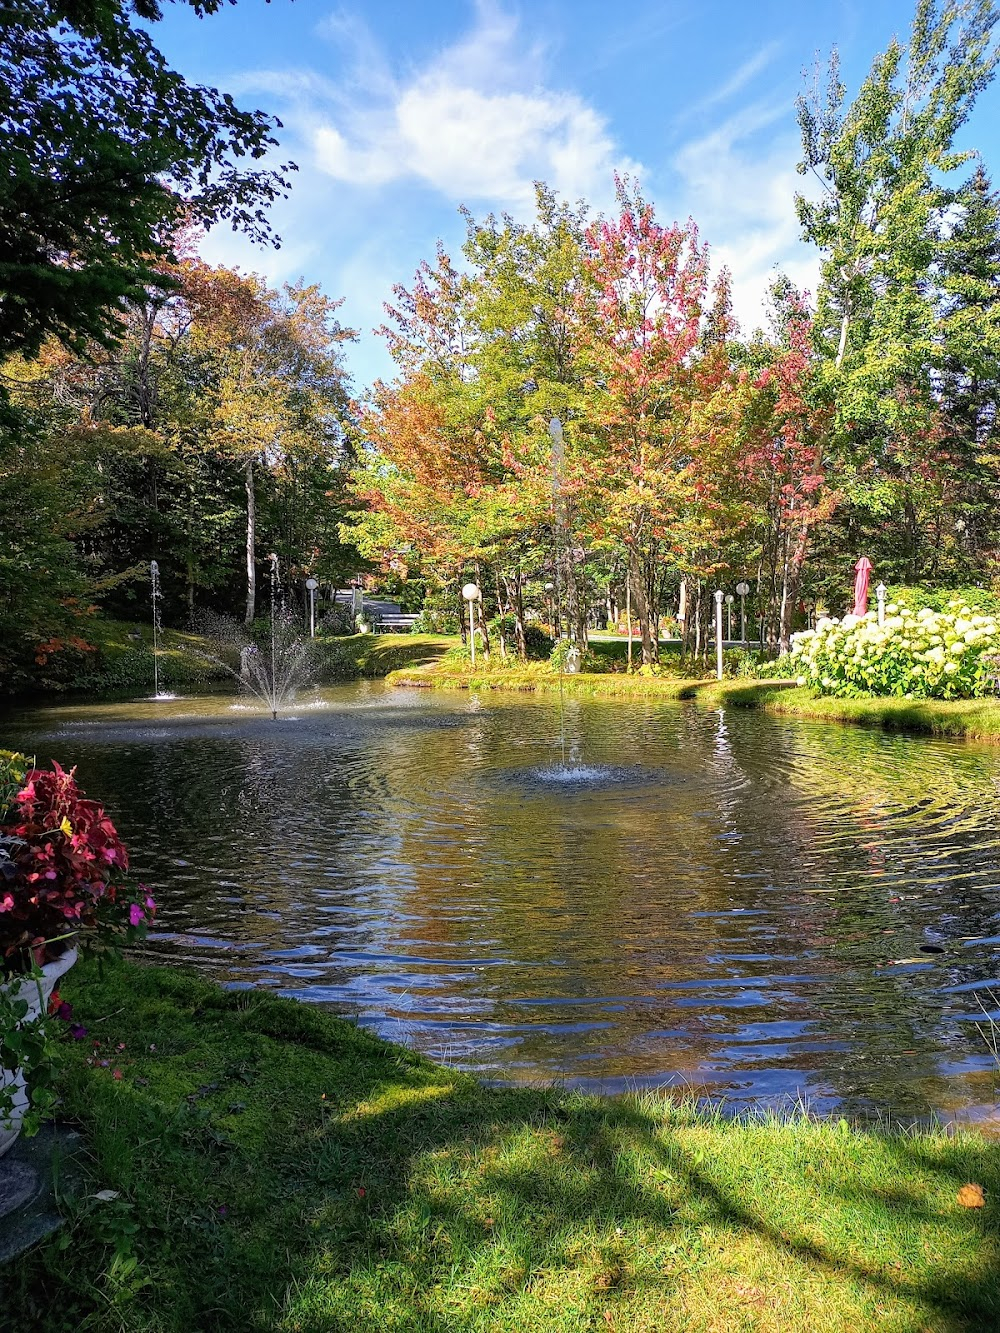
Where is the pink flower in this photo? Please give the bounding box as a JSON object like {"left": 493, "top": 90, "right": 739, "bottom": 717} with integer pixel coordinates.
{"left": 128, "top": 903, "right": 145, "bottom": 927}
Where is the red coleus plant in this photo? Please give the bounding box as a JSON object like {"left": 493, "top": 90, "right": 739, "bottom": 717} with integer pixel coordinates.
{"left": 0, "top": 762, "right": 155, "bottom": 972}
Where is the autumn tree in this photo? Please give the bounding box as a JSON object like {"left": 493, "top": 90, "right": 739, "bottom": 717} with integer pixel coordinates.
{"left": 184, "top": 265, "right": 355, "bottom": 624}
{"left": 576, "top": 179, "right": 740, "bottom": 663}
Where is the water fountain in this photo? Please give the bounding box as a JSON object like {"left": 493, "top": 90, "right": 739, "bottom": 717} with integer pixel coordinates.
{"left": 193, "top": 554, "right": 314, "bottom": 718}
{"left": 148, "top": 560, "right": 178, "bottom": 700}
{"left": 150, "top": 560, "right": 161, "bottom": 696}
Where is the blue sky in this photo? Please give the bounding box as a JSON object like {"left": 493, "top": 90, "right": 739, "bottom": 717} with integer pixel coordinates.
{"left": 151, "top": 0, "right": 1000, "bottom": 390}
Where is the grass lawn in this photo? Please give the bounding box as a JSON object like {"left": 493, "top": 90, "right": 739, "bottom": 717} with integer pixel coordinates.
{"left": 316, "top": 632, "right": 453, "bottom": 680}
{"left": 12, "top": 959, "right": 1000, "bottom": 1331}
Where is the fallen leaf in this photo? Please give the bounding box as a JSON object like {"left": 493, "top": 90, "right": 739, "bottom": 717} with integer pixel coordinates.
{"left": 91, "top": 1190, "right": 120, "bottom": 1202}
{"left": 957, "top": 1183, "right": 985, "bottom": 1208}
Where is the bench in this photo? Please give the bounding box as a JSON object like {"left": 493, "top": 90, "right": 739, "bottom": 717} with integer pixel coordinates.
{"left": 375, "top": 614, "right": 420, "bottom": 633}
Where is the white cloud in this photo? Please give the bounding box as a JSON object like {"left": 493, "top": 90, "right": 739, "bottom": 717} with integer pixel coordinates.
{"left": 256, "top": 3, "right": 639, "bottom": 212}
{"left": 669, "top": 99, "right": 818, "bottom": 334}
{"left": 688, "top": 42, "right": 783, "bottom": 118}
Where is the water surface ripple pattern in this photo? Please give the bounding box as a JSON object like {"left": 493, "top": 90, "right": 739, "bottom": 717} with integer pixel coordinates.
{"left": 6, "top": 683, "right": 1000, "bottom": 1119}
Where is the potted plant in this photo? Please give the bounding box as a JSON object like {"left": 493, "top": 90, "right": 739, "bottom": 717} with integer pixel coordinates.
{"left": 0, "top": 752, "right": 154, "bottom": 1155}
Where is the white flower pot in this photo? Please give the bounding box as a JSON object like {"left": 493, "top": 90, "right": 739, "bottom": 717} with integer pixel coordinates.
{"left": 0, "top": 947, "right": 78, "bottom": 1158}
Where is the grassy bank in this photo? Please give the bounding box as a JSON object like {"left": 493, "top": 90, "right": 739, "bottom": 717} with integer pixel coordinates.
{"left": 387, "top": 660, "right": 718, "bottom": 699}
{"left": 71, "top": 618, "right": 232, "bottom": 693}
{"left": 316, "top": 632, "right": 452, "bottom": 680}
{"left": 701, "top": 682, "right": 1000, "bottom": 742}
{"left": 12, "top": 958, "right": 1000, "bottom": 1331}
{"left": 390, "top": 660, "right": 1000, "bottom": 743}
{"left": 7, "top": 623, "right": 454, "bottom": 698}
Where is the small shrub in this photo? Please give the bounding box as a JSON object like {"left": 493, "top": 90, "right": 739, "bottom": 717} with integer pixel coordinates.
{"left": 523, "top": 625, "right": 554, "bottom": 660}
{"left": 317, "top": 603, "right": 356, "bottom": 636}
{"left": 410, "top": 608, "right": 460, "bottom": 634}
{"left": 722, "top": 648, "right": 781, "bottom": 679}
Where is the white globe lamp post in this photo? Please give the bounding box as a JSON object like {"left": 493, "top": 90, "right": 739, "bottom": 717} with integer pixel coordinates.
{"left": 462, "top": 583, "right": 482, "bottom": 668}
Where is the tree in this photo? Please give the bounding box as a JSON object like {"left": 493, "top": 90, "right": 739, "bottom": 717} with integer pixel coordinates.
{"left": 576, "top": 179, "right": 736, "bottom": 664}
{"left": 184, "top": 266, "right": 355, "bottom": 624}
{"left": 742, "top": 291, "right": 837, "bottom": 649}
{"left": 0, "top": 0, "right": 294, "bottom": 365}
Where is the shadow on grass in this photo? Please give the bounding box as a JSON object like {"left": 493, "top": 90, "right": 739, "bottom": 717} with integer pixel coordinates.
{"left": 9, "top": 962, "right": 1000, "bottom": 1332}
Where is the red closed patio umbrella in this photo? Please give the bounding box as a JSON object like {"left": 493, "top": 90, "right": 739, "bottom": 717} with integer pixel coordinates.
{"left": 852, "top": 556, "right": 873, "bottom": 617}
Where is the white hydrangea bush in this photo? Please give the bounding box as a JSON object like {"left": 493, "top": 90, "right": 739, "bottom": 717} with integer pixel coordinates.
{"left": 788, "top": 603, "right": 1000, "bottom": 700}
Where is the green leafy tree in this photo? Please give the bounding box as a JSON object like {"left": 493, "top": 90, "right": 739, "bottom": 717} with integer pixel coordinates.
{"left": 0, "top": 0, "right": 294, "bottom": 364}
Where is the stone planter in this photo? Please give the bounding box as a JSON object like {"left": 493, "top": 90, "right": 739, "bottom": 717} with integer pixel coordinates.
{"left": 0, "top": 948, "right": 78, "bottom": 1158}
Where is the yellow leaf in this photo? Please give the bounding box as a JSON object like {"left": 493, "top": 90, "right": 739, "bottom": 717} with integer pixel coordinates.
{"left": 957, "top": 1183, "right": 985, "bottom": 1208}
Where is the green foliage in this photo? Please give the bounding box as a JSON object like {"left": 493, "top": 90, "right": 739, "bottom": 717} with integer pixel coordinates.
{"left": 790, "top": 602, "right": 1000, "bottom": 698}
{"left": 0, "top": 0, "right": 294, "bottom": 365}
{"left": 0, "top": 750, "right": 29, "bottom": 819}
{"left": 409, "top": 607, "right": 460, "bottom": 634}
{"left": 887, "top": 583, "right": 1000, "bottom": 614}
{"left": 722, "top": 647, "right": 781, "bottom": 679}
{"left": 523, "top": 624, "right": 554, "bottom": 660}
{"left": 0, "top": 963, "right": 66, "bottom": 1138}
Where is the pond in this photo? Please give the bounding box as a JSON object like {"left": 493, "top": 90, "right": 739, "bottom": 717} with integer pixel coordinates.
{"left": 5, "top": 683, "right": 1000, "bottom": 1121}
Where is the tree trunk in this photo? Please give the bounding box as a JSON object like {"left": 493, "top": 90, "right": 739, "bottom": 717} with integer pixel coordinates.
{"left": 245, "top": 457, "right": 256, "bottom": 627}
{"left": 474, "top": 562, "right": 491, "bottom": 662}
{"left": 627, "top": 545, "right": 656, "bottom": 665}
{"left": 626, "top": 573, "right": 633, "bottom": 670}
{"left": 779, "top": 521, "right": 810, "bottom": 652}
{"left": 502, "top": 570, "right": 527, "bottom": 660}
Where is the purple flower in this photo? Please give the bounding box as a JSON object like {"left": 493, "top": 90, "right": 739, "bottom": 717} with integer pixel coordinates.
{"left": 70, "top": 1024, "right": 88, "bottom": 1040}
{"left": 128, "top": 903, "right": 145, "bottom": 927}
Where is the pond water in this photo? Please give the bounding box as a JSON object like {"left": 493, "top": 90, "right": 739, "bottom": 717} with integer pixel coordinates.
{"left": 4, "top": 683, "right": 1000, "bottom": 1120}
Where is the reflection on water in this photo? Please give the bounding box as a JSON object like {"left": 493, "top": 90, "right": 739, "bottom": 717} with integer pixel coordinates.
{"left": 5, "top": 682, "right": 1000, "bottom": 1120}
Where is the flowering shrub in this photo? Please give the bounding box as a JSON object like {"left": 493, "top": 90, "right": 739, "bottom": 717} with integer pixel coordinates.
{"left": 789, "top": 603, "right": 1000, "bottom": 699}
{"left": 0, "top": 758, "right": 155, "bottom": 1136}
{"left": 0, "top": 761, "right": 155, "bottom": 973}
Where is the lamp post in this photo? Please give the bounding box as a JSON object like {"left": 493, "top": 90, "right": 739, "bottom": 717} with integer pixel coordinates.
{"left": 876, "top": 582, "right": 887, "bottom": 626}
{"left": 462, "top": 582, "right": 482, "bottom": 668}
{"left": 725, "top": 593, "right": 735, "bottom": 642}
{"left": 548, "top": 417, "right": 564, "bottom": 641}
{"left": 714, "top": 589, "right": 724, "bottom": 680}
{"left": 305, "top": 577, "right": 318, "bottom": 638}
{"left": 736, "top": 581, "right": 750, "bottom": 645}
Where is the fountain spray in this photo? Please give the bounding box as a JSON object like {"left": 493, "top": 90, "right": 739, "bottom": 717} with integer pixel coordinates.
{"left": 269, "top": 553, "right": 280, "bottom": 719}
{"left": 150, "top": 560, "right": 161, "bottom": 697}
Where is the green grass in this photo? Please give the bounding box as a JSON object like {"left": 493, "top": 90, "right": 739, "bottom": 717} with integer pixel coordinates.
{"left": 704, "top": 682, "right": 1000, "bottom": 742}
{"left": 73, "top": 618, "right": 232, "bottom": 693}
{"left": 13, "top": 958, "right": 1000, "bottom": 1331}
{"left": 314, "top": 632, "right": 453, "bottom": 680}
{"left": 387, "top": 660, "right": 717, "bottom": 698}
